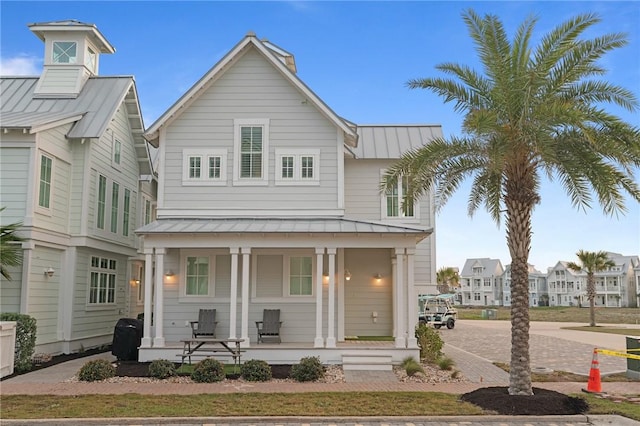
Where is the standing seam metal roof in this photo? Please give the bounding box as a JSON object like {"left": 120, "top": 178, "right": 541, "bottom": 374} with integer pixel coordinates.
{"left": 353, "top": 125, "right": 443, "bottom": 159}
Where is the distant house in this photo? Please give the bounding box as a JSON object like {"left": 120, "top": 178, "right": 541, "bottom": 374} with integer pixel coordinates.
{"left": 136, "top": 33, "right": 439, "bottom": 364}
{"left": 548, "top": 253, "right": 639, "bottom": 308}
{"left": 501, "top": 264, "right": 547, "bottom": 307}
{"left": 459, "top": 258, "right": 504, "bottom": 306}
{"left": 0, "top": 21, "right": 156, "bottom": 354}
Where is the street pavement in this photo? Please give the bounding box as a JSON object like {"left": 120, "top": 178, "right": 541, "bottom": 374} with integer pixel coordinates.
{"left": 1, "top": 320, "right": 639, "bottom": 426}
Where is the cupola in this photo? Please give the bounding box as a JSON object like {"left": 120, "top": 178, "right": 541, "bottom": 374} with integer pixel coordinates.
{"left": 28, "top": 20, "right": 115, "bottom": 98}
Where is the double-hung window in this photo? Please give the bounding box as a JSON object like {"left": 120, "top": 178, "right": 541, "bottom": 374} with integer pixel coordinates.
{"left": 89, "top": 256, "right": 116, "bottom": 305}
{"left": 275, "top": 149, "right": 320, "bottom": 185}
{"left": 112, "top": 140, "right": 121, "bottom": 166}
{"left": 182, "top": 149, "right": 227, "bottom": 185}
{"left": 185, "top": 256, "right": 210, "bottom": 296}
{"left": 381, "top": 172, "right": 417, "bottom": 220}
{"left": 233, "top": 119, "right": 269, "bottom": 185}
{"left": 97, "top": 175, "right": 107, "bottom": 229}
{"left": 110, "top": 183, "right": 119, "bottom": 233}
{"left": 38, "top": 154, "right": 53, "bottom": 210}
{"left": 52, "top": 41, "right": 77, "bottom": 64}
{"left": 288, "top": 256, "right": 313, "bottom": 296}
{"left": 122, "top": 189, "right": 131, "bottom": 237}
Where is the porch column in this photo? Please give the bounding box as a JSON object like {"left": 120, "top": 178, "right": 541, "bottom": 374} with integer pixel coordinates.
{"left": 394, "top": 248, "right": 406, "bottom": 348}
{"left": 240, "top": 247, "right": 251, "bottom": 347}
{"left": 406, "top": 248, "right": 418, "bottom": 348}
{"left": 391, "top": 257, "right": 397, "bottom": 338}
{"left": 153, "top": 248, "right": 165, "bottom": 347}
{"left": 141, "top": 247, "right": 154, "bottom": 348}
{"left": 229, "top": 247, "right": 239, "bottom": 339}
{"left": 19, "top": 241, "right": 34, "bottom": 313}
{"left": 326, "top": 248, "right": 337, "bottom": 348}
{"left": 314, "top": 248, "right": 324, "bottom": 347}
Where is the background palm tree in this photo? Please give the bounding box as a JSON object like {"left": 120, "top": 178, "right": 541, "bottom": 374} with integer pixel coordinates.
{"left": 382, "top": 10, "right": 640, "bottom": 395}
{"left": 567, "top": 250, "right": 615, "bottom": 327}
{"left": 436, "top": 266, "right": 460, "bottom": 294}
{"left": 0, "top": 208, "right": 24, "bottom": 280}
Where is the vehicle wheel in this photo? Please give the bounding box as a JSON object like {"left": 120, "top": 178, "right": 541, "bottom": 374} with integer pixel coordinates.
{"left": 419, "top": 319, "right": 427, "bottom": 326}
{"left": 446, "top": 319, "right": 455, "bottom": 329}
{"left": 434, "top": 324, "right": 442, "bottom": 329}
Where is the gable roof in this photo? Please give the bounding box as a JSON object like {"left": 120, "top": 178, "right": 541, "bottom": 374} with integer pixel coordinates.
{"left": 144, "top": 33, "right": 358, "bottom": 147}
{"left": 460, "top": 258, "right": 504, "bottom": 277}
{"left": 353, "top": 125, "right": 443, "bottom": 159}
{"left": 0, "top": 75, "right": 153, "bottom": 175}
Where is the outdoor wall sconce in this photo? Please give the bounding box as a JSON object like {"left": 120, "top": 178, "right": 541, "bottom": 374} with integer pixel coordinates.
{"left": 344, "top": 270, "right": 352, "bottom": 281}
{"left": 165, "top": 270, "right": 175, "bottom": 277}
{"left": 44, "top": 267, "right": 55, "bottom": 278}
{"left": 374, "top": 273, "right": 382, "bottom": 281}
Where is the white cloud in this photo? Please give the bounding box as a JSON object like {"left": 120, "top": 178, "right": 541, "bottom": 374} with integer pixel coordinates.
{"left": 0, "top": 55, "right": 41, "bottom": 76}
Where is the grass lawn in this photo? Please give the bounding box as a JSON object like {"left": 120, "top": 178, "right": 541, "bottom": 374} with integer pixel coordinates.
{"left": 2, "top": 392, "right": 638, "bottom": 420}
{"left": 456, "top": 306, "right": 640, "bottom": 324}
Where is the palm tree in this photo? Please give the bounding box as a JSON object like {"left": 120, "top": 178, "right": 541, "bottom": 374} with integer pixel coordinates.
{"left": 0, "top": 208, "right": 24, "bottom": 280}
{"left": 567, "top": 250, "right": 615, "bottom": 327}
{"left": 382, "top": 11, "right": 640, "bottom": 395}
{"left": 436, "top": 266, "right": 460, "bottom": 294}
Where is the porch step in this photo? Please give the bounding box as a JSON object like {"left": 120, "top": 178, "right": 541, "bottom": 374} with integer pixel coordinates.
{"left": 342, "top": 353, "right": 393, "bottom": 371}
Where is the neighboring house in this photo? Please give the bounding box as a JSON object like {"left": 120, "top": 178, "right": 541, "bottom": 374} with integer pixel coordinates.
{"left": 546, "top": 253, "right": 638, "bottom": 308}
{"left": 0, "top": 20, "right": 156, "bottom": 354}
{"left": 635, "top": 264, "right": 640, "bottom": 308}
{"left": 501, "top": 264, "right": 547, "bottom": 307}
{"left": 459, "top": 258, "right": 504, "bottom": 306}
{"left": 136, "top": 33, "right": 439, "bottom": 364}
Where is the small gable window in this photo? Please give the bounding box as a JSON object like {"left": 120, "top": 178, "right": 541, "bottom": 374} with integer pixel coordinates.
{"left": 182, "top": 149, "right": 227, "bottom": 186}
{"left": 53, "top": 41, "right": 77, "bottom": 64}
{"left": 275, "top": 149, "right": 320, "bottom": 185}
{"left": 233, "top": 119, "right": 269, "bottom": 186}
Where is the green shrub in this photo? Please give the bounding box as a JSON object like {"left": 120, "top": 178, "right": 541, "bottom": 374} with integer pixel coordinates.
{"left": 240, "top": 359, "right": 272, "bottom": 382}
{"left": 415, "top": 323, "right": 443, "bottom": 363}
{"left": 191, "top": 358, "right": 225, "bottom": 383}
{"left": 400, "top": 356, "right": 424, "bottom": 376}
{"left": 437, "top": 356, "right": 455, "bottom": 371}
{"left": 0, "top": 313, "right": 36, "bottom": 372}
{"left": 148, "top": 359, "right": 177, "bottom": 379}
{"left": 290, "top": 356, "right": 324, "bottom": 382}
{"left": 77, "top": 359, "right": 116, "bottom": 382}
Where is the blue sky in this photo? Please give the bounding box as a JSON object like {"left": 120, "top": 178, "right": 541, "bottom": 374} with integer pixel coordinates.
{"left": 1, "top": 1, "right": 638, "bottom": 272}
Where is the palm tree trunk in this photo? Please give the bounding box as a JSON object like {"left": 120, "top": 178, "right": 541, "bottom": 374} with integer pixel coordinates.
{"left": 587, "top": 274, "right": 596, "bottom": 326}
{"left": 504, "top": 163, "right": 536, "bottom": 396}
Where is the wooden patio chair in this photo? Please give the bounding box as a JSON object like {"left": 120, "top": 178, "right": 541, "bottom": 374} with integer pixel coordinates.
{"left": 256, "top": 309, "right": 282, "bottom": 343}
{"left": 190, "top": 309, "right": 217, "bottom": 338}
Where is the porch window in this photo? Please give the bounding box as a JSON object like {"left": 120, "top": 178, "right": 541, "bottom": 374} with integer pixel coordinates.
{"left": 182, "top": 149, "right": 227, "bottom": 185}
{"left": 185, "top": 256, "right": 209, "bottom": 296}
{"left": 381, "top": 172, "right": 417, "bottom": 220}
{"left": 289, "top": 256, "right": 312, "bottom": 296}
{"left": 275, "top": 149, "right": 320, "bottom": 185}
{"left": 233, "top": 119, "right": 269, "bottom": 185}
{"left": 89, "top": 256, "right": 116, "bottom": 305}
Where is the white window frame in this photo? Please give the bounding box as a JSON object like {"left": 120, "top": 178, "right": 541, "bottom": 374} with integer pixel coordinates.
{"left": 283, "top": 254, "right": 314, "bottom": 298}
{"left": 87, "top": 256, "right": 117, "bottom": 306}
{"left": 110, "top": 182, "right": 119, "bottom": 234}
{"left": 380, "top": 170, "right": 419, "bottom": 222}
{"left": 182, "top": 149, "right": 227, "bottom": 186}
{"left": 275, "top": 149, "right": 320, "bottom": 185}
{"left": 36, "top": 152, "right": 54, "bottom": 215}
{"left": 96, "top": 174, "right": 107, "bottom": 229}
{"left": 112, "top": 139, "right": 121, "bottom": 166}
{"left": 123, "top": 188, "right": 131, "bottom": 237}
{"left": 180, "top": 252, "right": 215, "bottom": 301}
{"left": 233, "top": 118, "right": 269, "bottom": 186}
{"left": 52, "top": 40, "right": 77, "bottom": 64}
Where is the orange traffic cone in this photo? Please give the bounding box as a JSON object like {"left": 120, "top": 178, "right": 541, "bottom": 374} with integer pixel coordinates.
{"left": 584, "top": 348, "right": 602, "bottom": 393}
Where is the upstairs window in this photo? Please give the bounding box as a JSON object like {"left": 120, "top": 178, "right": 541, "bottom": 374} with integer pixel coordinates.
{"left": 233, "top": 119, "right": 269, "bottom": 185}
{"left": 52, "top": 41, "right": 77, "bottom": 64}
{"left": 97, "top": 175, "right": 107, "bottom": 229}
{"left": 123, "top": 189, "right": 131, "bottom": 237}
{"left": 275, "top": 149, "right": 320, "bottom": 185}
{"left": 110, "top": 182, "right": 119, "bottom": 233}
{"left": 38, "top": 154, "right": 53, "bottom": 209}
{"left": 182, "top": 149, "right": 227, "bottom": 186}
{"left": 112, "top": 140, "right": 121, "bottom": 166}
{"left": 382, "top": 173, "right": 417, "bottom": 220}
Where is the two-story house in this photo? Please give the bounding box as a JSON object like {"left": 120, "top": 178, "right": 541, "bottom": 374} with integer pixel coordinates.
{"left": 501, "top": 264, "right": 548, "bottom": 307}
{"left": 136, "top": 33, "right": 439, "bottom": 364}
{"left": 0, "top": 20, "right": 155, "bottom": 355}
{"left": 459, "top": 258, "right": 504, "bottom": 306}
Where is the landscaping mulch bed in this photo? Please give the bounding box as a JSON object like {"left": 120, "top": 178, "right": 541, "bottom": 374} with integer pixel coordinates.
{"left": 461, "top": 386, "right": 589, "bottom": 415}
{"left": 115, "top": 361, "right": 293, "bottom": 379}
